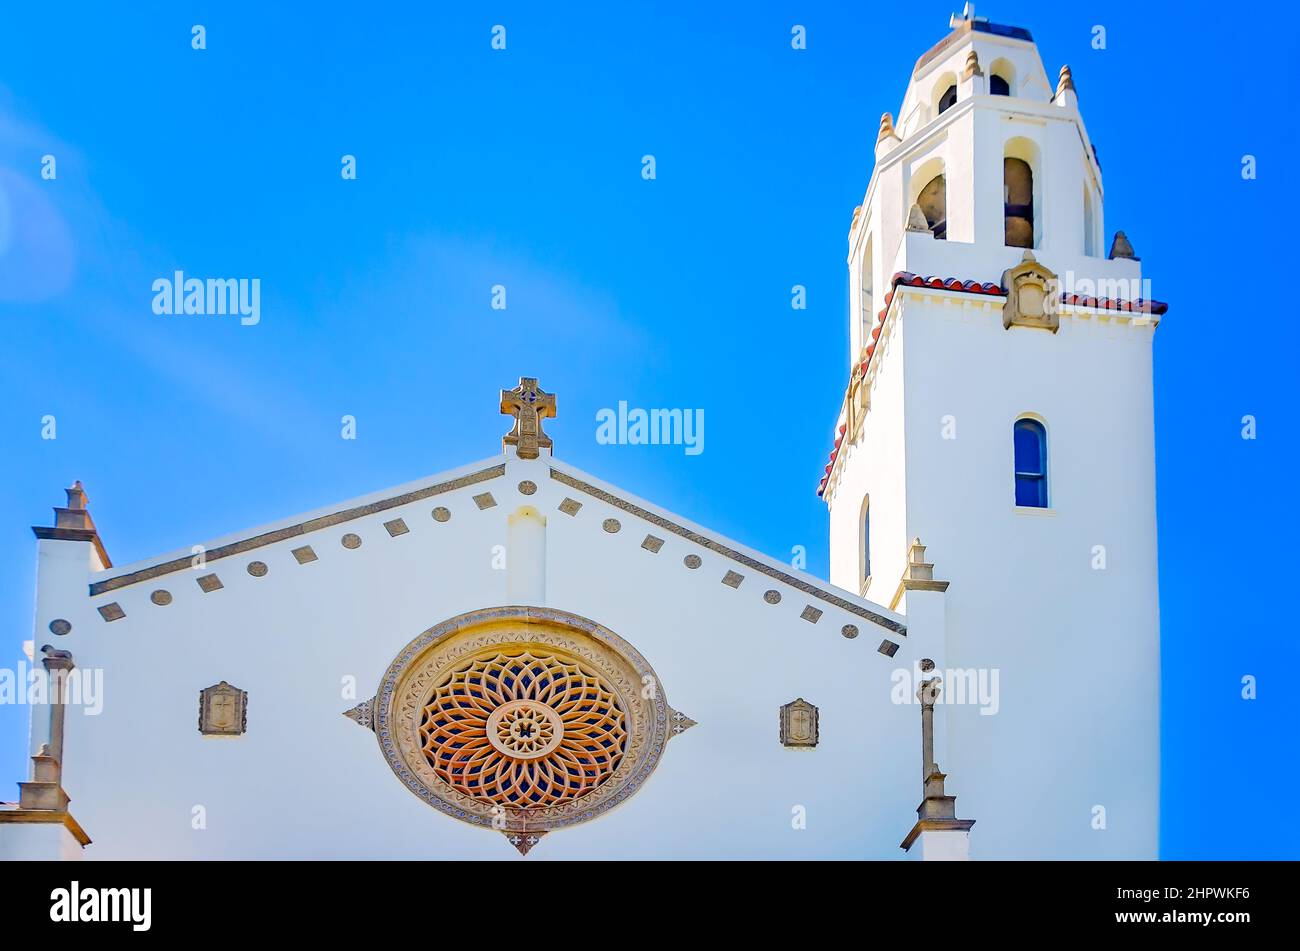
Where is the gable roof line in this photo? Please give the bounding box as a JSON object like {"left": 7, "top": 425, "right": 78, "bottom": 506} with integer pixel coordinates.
{"left": 87, "top": 461, "right": 507, "bottom": 597}
{"left": 548, "top": 465, "right": 907, "bottom": 636}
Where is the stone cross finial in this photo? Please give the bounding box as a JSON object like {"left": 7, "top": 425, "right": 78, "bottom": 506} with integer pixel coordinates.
{"left": 950, "top": 2, "right": 985, "bottom": 27}
{"left": 500, "top": 377, "right": 557, "bottom": 459}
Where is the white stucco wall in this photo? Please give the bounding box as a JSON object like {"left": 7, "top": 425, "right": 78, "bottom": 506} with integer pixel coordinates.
{"left": 901, "top": 296, "right": 1160, "bottom": 859}
{"left": 0, "top": 821, "right": 84, "bottom": 861}
{"left": 29, "top": 453, "right": 926, "bottom": 860}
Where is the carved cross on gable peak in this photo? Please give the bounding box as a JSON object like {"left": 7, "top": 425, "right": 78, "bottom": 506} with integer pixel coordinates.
{"left": 500, "top": 377, "right": 557, "bottom": 459}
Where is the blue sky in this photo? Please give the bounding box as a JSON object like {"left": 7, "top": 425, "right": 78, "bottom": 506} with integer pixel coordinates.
{"left": 1, "top": 1, "right": 1295, "bottom": 858}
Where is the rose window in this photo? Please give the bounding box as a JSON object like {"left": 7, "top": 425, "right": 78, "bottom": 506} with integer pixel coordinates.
{"left": 418, "top": 650, "right": 627, "bottom": 807}
{"left": 368, "top": 606, "right": 695, "bottom": 854}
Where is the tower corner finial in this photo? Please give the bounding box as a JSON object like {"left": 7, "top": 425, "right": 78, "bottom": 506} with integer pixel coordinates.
{"left": 32, "top": 479, "right": 112, "bottom": 568}
{"left": 1056, "top": 64, "right": 1075, "bottom": 98}
{"left": 877, "top": 112, "right": 896, "bottom": 143}
{"left": 1108, "top": 230, "right": 1138, "bottom": 261}
{"left": 65, "top": 480, "right": 88, "bottom": 511}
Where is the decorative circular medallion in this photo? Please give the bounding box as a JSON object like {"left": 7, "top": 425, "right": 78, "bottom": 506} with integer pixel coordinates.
{"left": 341, "top": 533, "right": 362, "bottom": 549}
{"left": 602, "top": 518, "right": 621, "bottom": 533}
{"left": 841, "top": 624, "right": 859, "bottom": 639}
{"left": 517, "top": 480, "right": 537, "bottom": 496}
{"left": 151, "top": 590, "right": 173, "bottom": 606}
{"left": 247, "top": 561, "right": 268, "bottom": 577}
{"left": 374, "top": 607, "right": 678, "bottom": 840}
{"left": 484, "top": 698, "right": 567, "bottom": 760}
{"left": 48, "top": 619, "right": 72, "bottom": 636}
{"left": 431, "top": 507, "right": 451, "bottom": 522}
{"left": 763, "top": 590, "right": 782, "bottom": 604}
{"left": 683, "top": 554, "right": 702, "bottom": 569}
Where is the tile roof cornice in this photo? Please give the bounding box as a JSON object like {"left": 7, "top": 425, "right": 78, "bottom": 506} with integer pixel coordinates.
{"left": 817, "top": 270, "right": 1169, "bottom": 497}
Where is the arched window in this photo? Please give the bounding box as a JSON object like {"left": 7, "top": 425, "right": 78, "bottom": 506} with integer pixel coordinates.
{"left": 861, "top": 497, "right": 872, "bottom": 582}
{"left": 989, "top": 59, "right": 1016, "bottom": 97}
{"left": 917, "top": 174, "right": 947, "bottom": 240}
{"left": 1013, "top": 419, "right": 1048, "bottom": 508}
{"left": 931, "top": 73, "right": 959, "bottom": 118}
{"left": 860, "top": 236, "right": 875, "bottom": 348}
{"left": 1004, "top": 157, "right": 1034, "bottom": 248}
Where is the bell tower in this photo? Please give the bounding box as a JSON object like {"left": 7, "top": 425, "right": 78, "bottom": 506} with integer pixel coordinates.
{"left": 823, "top": 8, "right": 1163, "bottom": 858}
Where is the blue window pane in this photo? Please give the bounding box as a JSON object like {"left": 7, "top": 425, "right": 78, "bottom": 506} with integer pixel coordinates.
{"left": 1013, "top": 419, "right": 1048, "bottom": 507}
{"left": 1014, "top": 420, "right": 1044, "bottom": 473}
{"left": 1016, "top": 474, "right": 1047, "bottom": 508}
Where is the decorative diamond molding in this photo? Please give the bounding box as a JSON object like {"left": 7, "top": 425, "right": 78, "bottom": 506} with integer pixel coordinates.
{"left": 558, "top": 498, "right": 582, "bottom": 516}
{"left": 669, "top": 708, "right": 698, "bottom": 736}
{"left": 291, "top": 545, "right": 317, "bottom": 564}
{"left": 505, "top": 831, "right": 547, "bottom": 857}
{"left": 342, "top": 698, "right": 375, "bottom": 731}
{"left": 800, "top": 605, "right": 823, "bottom": 624}
{"left": 878, "top": 640, "right": 900, "bottom": 657}
{"left": 88, "top": 463, "right": 506, "bottom": 597}
{"left": 97, "top": 602, "right": 125, "bottom": 622}
{"left": 196, "top": 574, "right": 223, "bottom": 593}
{"left": 721, "top": 570, "right": 743, "bottom": 588}
{"left": 549, "top": 467, "right": 907, "bottom": 637}
{"left": 641, "top": 534, "right": 664, "bottom": 553}
{"left": 384, "top": 518, "right": 409, "bottom": 537}
{"left": 473, "top": 492, "right": 497, "bottom": 510}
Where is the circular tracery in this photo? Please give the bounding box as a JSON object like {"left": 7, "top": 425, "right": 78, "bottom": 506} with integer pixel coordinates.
{"left": 486, "top": 700, "right": 565, "bottom": 759}
{"left": 417, "top": 648, "right": 627, "bottom": 808}
{"left": 376, "top": 607, "right": 676, "bottom": 838}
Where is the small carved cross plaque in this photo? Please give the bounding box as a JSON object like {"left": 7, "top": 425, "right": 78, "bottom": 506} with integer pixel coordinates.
{"left": 779, "top": 697, "right": 819, "bottom": 749}
{"left": 199, "top": 681, "right": 248, "bottom": 736}
{"left": 500, "top": 377, "right": 556, "bottom": 459}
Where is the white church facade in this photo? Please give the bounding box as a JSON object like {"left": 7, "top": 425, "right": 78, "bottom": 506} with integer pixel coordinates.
{"left": 1, "top": 11, "right": 1164, "bottom": 861}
